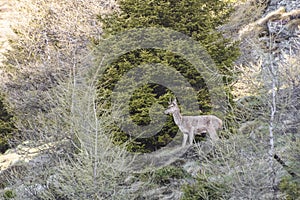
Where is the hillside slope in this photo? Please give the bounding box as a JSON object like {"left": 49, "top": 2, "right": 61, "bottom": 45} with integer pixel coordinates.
{"left": 0, "top": 0, "right": 299, "bottom": 199}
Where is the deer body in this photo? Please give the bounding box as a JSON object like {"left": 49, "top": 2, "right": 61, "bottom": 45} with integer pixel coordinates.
{"left": 164, "top": 99, "right": 222, "bottom": 146}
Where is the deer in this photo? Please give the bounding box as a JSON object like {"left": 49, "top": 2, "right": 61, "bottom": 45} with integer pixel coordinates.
{"left": 164, "top": 99, "right": 222, "bottom": 147}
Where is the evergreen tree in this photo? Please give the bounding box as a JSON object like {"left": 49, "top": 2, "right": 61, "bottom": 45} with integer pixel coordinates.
{"left": 96, "top": 0, "right": 240, "bottom": 152}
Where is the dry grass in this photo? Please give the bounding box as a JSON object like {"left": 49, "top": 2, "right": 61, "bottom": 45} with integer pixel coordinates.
{"left": 221, "top": 0, "right": 268, "bottom": 38}
{"left": 0, "top": 1, "right": 18, "bottom": 82}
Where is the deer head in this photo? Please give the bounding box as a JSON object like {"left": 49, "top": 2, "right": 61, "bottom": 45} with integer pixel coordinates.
{"left": 164, "top": 99, "right": 180, "bottom": 114}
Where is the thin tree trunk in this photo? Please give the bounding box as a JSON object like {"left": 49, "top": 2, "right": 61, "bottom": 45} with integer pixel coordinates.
{"left": 267, "top": 41, "right": 278, "bottom": 198}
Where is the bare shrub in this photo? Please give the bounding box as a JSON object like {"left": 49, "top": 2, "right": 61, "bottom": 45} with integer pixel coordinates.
{"left": 230, "top": 5, "right": 300, "bottom": 198}
{"left": 193, "top": 134, "right": 283, "bottom": 199}
{"left": 0, "top": 0, "right": 145, "bottom": 199}
{"left": 1, "top": 0, "right": 109, "bottom": 142}
{"left": 0, "top": 70, "right": 143, "bottom": 199}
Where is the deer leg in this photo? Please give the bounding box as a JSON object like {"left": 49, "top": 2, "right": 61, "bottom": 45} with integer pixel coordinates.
{"left": 207, "top": 126, "right": 218, "bottom": 142}
{"left": 182, "top": 133, "right": 188, "bottom": 147}
{"left": 189, "top": 129, "right": 195, "bottom": 145}
{"left": 189, "top": 133, "right": 194, "bottom": 145}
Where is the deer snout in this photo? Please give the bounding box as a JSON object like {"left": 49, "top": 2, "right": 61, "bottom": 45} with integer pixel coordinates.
{"left": 164, "top": 110, "right": 170, "bottom": 114}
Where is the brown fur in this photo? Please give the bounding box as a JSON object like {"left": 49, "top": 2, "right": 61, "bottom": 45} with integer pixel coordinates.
{"left": 164, "top": 99, "right": 222, "bottom": 146}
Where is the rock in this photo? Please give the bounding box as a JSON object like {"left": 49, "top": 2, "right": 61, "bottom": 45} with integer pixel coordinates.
{"left": 0, "top": 140, "right": 57, "bottom": 173}
{"left": 182, "top": 161, "right": 201, "bottom": 177}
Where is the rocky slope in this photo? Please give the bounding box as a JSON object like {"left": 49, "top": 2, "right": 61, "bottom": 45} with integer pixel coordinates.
{"left": 236, "top": 0, "right": 300, "bottom": 135}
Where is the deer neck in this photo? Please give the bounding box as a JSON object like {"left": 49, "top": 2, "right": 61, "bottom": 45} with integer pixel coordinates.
{"left": 172, "top": 110, "right": 182, "bottom": 125}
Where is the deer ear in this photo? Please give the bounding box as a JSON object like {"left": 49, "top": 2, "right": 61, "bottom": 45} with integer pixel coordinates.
{"left": 173, "top": 98, "right": 177, "bottom": 104}
{"left": 168, "top": 97, "right": 172, "bottom": 104}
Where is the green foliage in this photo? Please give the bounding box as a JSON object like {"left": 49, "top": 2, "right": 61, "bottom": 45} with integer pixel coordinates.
{"left": 152, "top": 166, "right": 190, "bottom": 185}
{"left": 181, "top": 174, "right": 228, "bottom": 200}
{"left": 279, "top": 176, "right": 300, "bottom": 200}
{"left": 138, "top": 166, "right": 190, "bottom": 185}
{"left": 235, "top": 95, "right": 267, "bottom": 122}
{"left": 97, "top": 0, "right": 240, "bottom": 152}
{"left": 3, "top": 190, "right": 16, "bottom": 200}
{"left": 279, "top": 138, "right": 300, "bottom": 199}
{"left": 0, "top": 93, "right": 15, "bottom": 153}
